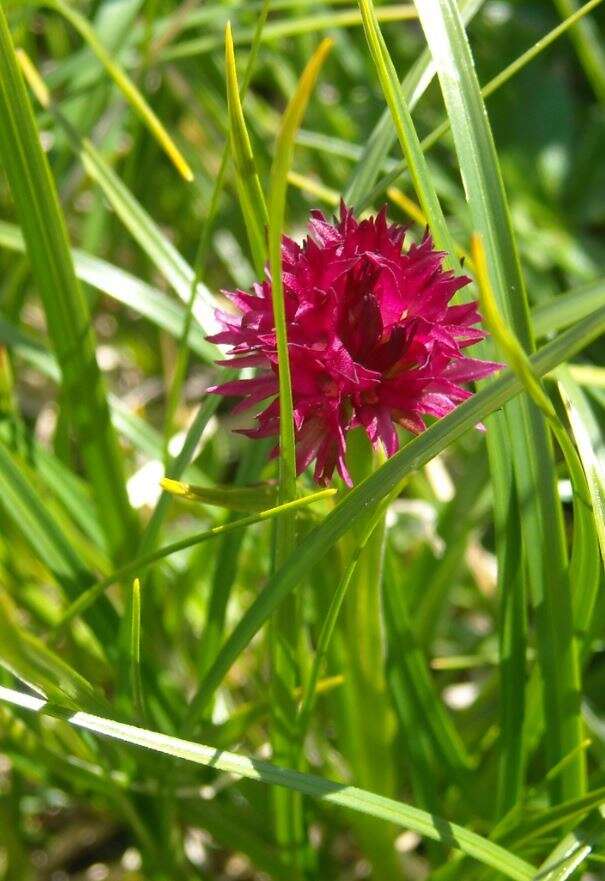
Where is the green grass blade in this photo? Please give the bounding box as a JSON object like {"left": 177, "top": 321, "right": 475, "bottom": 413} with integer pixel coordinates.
{"left": 195, "top": 440, "right": 271, "bottom": 686}
{"left": 0, "top": 442, "right": 119, "bottom": 644}
{"left": 129, "top": 578, "right": 145, "bottom": 722}
{"left": 161, "top": 476, "right": 278, "bottom": 512}
{"left": 0, "top": 220, "right": 214, "bottom": 361}
{"left": 416, "top": 0, "right": 584, "bottom": 802}
{"left": 183, "top": 309, "right": 605, "bottom": 731}
{"left": 0, "top": 685, "right": 538, "bottom": 881}
{"left": 46, "top": 0, "right": 193, "bottom": 180}
{"left": 225, "top": 21, "right": 268, "bottom": 275}
{"left": 384, "top": 548, "right": 474, "bottom": 784}
{"left": 266, "top": 37, "right": 333, "bottom": 870}
{"left": 17, "top": 55, "right": 219, "bottom": 336}
{"left": 361, "top": 0, "right": 605, "bottom": 208}
{"left": 0, "top": 596, "right": 110, "bottom": 715}
{"left": 268, "top": 37, "right": 333, "bottom": 505}
{"left": 0, "top": 6, "right": 137, "bottom": 562}
{"left": 357, "top": 0, "right": 457, "bottom": 261}
{"left": 345, "top": 0, "right": 481, "bottom": 206}
{"left": 0, "top": 314, "right": 204, "bottom": 473}
{"left": 534, "top": 276, "right": 605, "bottom": 336}
{"left": 161, "top": 5, "right": 417, "bottom": 61}
{"left": 55, "top": 489, "right": 336, "bottom": 631}
{"left": 552, "top": 0, "right": 605, "bottom": 102}
{"left": 557, "top": 369, "right": 605, "bottom": 567}
{"left": 161, "top": 0, "right": 269, "bottom": 459}
{"left": 532, "top": 806, "right": 604, "bottom": 880}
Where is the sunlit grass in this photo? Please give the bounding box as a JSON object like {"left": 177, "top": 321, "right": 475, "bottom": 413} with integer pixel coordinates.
{"left": 0, "top": 0, "right": 604, "bottom": 879}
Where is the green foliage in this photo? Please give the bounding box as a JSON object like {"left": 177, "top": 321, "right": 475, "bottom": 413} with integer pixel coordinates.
{"left": 0, "top": 0, "right": 604, "bottom": 878}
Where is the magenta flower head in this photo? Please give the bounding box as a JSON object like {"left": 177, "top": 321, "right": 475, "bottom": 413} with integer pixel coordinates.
{"left": 208, "top": 202, "right": 500, "bottom": 486}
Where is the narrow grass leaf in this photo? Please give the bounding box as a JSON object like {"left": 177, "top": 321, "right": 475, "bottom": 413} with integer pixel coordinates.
{"left": 129, "top": 579, "right": 145, "bottom": 721}
{"left": 45, "top": 0, "right": 193, "bottom": 180}
{"left": 0, "top": 7, "right": 137, "bottom": 561}
{"left": 362, "top": 0, "right": 605, "bottom": 208}
{"left": 161, "top": 5, "right": 417, "bottom": 61}
{"left": 160, "top": 477, "right": 278, "bottom": 512}
{"left": 357, "top": 0, "right": 457, "bottom": 261}
{"left": 0, "top": 441, "right": 116, "bottom": 643}
{"left": 0, "top": 686, "right": 538, "bottom": 881}
{"left": 557, "top": 369, "right": 605, "bottom": 566}
{"left": 225, "top": 21, "right": 268, "bottom": 274}
{"left": 55, "top": 489, "right": 336, "bottom": 630}
{"left": 0, "top": 220, "right": 214, "bottom": 361}
{"left": 17, "top": 54, "right": 219, "bottom": 337}
{"left": 0, "top": 598, "right": 110, "bottom": 715}
{"left": 345, "top": 0, "right": 481, "bottom": 206}
{"left": 417, "top": 0, "right": 584, "bottom": 802}
{"left": 266, "top": 39, "right": 333, "bottom": 866}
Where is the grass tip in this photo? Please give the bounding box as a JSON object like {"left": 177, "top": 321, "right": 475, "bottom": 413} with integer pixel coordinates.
{"left": 160, "top": 477, "right": 190, "bottom": 496}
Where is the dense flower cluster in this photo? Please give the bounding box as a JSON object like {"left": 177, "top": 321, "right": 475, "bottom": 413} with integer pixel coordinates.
{"left": 209, "top": 203, "right": 500, "bottom": 485}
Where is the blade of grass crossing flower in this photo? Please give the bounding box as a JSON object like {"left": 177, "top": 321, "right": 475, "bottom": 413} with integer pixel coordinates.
{"left": 0, "top": 685, "right": 538, "bottom": 881}
{"left": 357, "top": 0, "right": 458, "bottom": 263}
{"left": 266, "top": 37, "right": 333, "bottom": 872}
{"left": 0, "top": 7, "right": 137, "bottom": 563}
{"left": 268, "top": 37, "right": 333, "bottom": 507}
{"left": 183, "top": 309, "right": 605, "bottom": 732}
{"left": 225, "top": 21, "right": 269, "bottom": 275}
{"left": 418, "top": 0, "right": 584, "bottom": 802}
{"left": 45, "top": 0, "right": 193, "bottom": 180}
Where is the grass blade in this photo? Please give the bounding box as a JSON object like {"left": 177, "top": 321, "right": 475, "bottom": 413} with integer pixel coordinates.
{"left": 46, "top": 0, "right": 193, "bottom": 180}
{"left": 357, "top": 0, "right": 457, "bottom": 260}
{"left": 0, "top": 441, "right": 116, "bottom": 642}
{"left": 0, "top": 6, "right": 137, "bottom": 561}
{"left": 266, "top": 36, "right": 333, "bottom": 870}
{"left": 225, "top": 21, "right": 268, "bottom": 274}
{"left": 55, "top": 489, "right": 336, "bottom": 630}
{"left": 0, "top": 685, "right": 538, "bottom": 881}
{"left": 0, "top": 219, "right": 214, "bottom": 362}
{"left": 416, "top": 0, "right": 584, "bottom": 803}
{"left": 129, "top": 578, "right": 145, "bottom": 722}
{"left": 345, "top": 0, "right": 481, "bottom": 206}
{"left": 361, "top": 0, "right": 605, "bottom": 208}
{"left": 17, "top": 53, "right": 219, "bottom": 336}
